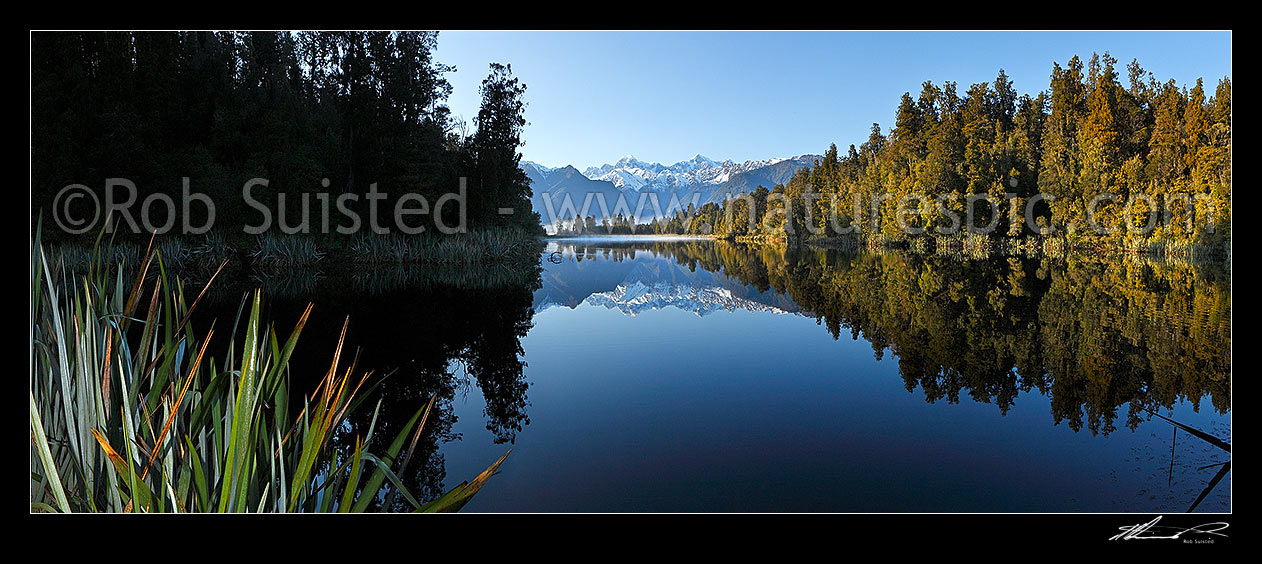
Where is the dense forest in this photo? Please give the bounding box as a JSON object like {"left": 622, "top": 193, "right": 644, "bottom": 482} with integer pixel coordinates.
{"left": 645, "top": 54, "right": 1230, "bottom": 249}
{"left": 31, "top": 31, "right": 541, "bottom": 240}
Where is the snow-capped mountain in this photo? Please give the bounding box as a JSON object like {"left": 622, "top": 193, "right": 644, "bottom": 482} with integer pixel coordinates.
{"left": 521, "top": 153, "right": 820, "bottom": 221}
{"left": 521, "top": 161, "right": 559, "bottom": 181}
{"left": 581, "top": 154, "right": 802, "bottom": 195}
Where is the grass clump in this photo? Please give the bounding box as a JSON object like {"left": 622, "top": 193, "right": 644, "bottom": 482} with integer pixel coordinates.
{"left": 348, "top": 230, "right": 543, "bottom": 265}
{"left": 30, "top": 230, "right": 507, "bottom": 513}
{"left": 250, "top": 233, "right": 325, "bottom": 270}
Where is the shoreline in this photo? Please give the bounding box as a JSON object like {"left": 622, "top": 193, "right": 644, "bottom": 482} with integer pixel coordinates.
{"left": 544, "top": 234, "right": 718, "bottom": 242}
{"left": 39, "top": 228, "right": 1231, "bottom": 273}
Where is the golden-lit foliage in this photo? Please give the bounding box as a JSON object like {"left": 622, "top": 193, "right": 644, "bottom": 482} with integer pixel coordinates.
{"left": 636, "top": 240, "right": 1230, "bottom": 436}
{"left": 647, "top": 54, "right": 1229, "bottom": 250}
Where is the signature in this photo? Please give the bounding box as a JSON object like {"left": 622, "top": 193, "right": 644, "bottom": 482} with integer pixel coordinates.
{"left": 1110, "top": 516, "right": 1229, "bottom": 541}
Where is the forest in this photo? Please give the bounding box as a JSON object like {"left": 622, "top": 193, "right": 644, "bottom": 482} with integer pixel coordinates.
{"left": 31, "top": 31, "right": 541, "bottom": 241}
{"left": 32, "top": 38, "right": 1230, "bottom": 253}
{"left": 643, "top": 54, "right": 1230, "bottom": 251}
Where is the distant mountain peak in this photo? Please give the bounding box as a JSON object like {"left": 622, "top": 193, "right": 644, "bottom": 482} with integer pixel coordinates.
{"left": 524, "top": 152, "right": 819, "bottom": 222}
{"left": 581, "top": 153, "right": 809, "bottom": 194}
{"left": 521, "top": 160, "right": 556, "bottom": 175}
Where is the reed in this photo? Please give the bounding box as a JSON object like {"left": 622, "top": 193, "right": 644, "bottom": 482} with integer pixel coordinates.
{"left": 190, "top": 230, "right": 237, "bottom": 271}
{"left": 250, "top": 233, "right": 326, "bottom": 270}
{"left": 30, "top": 229, "right": 507, "bottom": 513}
{"left": 348, "top": 230, "right": 543, "bottom": 265}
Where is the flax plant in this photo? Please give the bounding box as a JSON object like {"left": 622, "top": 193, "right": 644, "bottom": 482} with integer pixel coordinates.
{"left": 31, "top": 228, "right": 507, "bottom": 513}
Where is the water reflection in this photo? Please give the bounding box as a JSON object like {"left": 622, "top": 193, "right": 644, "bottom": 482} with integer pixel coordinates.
{"left": 192, "top": 259, "right": 540, "bottom": 511}
{"left": 535, "top": 243, "right": 800, "bottom": 316}
{"left": 542, "top": 239, "right": 1230, "bottom": 437}
{"left": 185, "top": 237, "right": 1228, "bottom": 511}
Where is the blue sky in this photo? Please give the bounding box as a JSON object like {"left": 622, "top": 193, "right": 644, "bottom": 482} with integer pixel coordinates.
{"left": 435, "top": 31, "right": 1231, "bottom": 171}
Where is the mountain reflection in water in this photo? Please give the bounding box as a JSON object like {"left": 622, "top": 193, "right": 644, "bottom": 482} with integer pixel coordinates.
{"left": 190, "top": 238, "right": 1230, "bottom": 512}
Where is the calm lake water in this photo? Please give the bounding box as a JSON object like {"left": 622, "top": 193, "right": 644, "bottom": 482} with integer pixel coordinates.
{"left": 197, "top": 237, "right": 1231, "bottom": 513}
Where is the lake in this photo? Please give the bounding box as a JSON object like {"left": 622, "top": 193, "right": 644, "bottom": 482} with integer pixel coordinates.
{"left": 194, "top": 237, "right": 1231, "bottom": 513}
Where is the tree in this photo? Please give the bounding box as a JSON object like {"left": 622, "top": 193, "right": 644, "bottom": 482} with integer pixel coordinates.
{"left": 470, "top": 63, "right": 536, "bottom": 230}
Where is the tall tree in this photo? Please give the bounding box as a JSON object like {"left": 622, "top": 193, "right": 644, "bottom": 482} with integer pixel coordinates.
{"left": 470, "top": 63, "right": 536, "bottom": 229}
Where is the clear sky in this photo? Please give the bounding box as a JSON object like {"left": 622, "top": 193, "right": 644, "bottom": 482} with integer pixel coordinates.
{"left": 435, "top": 31, "right": 1231, "bottom": 171}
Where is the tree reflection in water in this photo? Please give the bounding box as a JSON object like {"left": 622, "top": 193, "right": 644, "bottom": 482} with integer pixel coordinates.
{"left": 193, "top": 259, "right": 541, "bottom": 511}
{"left": 615, "top": 240, "right": 1230, "bottom": 437}
{"left": 189, "top": 238, "right": 1228, "bottom": 511}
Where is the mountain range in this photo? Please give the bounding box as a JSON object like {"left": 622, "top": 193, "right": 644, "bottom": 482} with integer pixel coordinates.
{"left": 523, "top": 153, "right": 820, "bottom": 223}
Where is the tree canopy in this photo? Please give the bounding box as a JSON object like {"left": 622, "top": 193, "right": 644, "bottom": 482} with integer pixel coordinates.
{"left": 32, "top": 31, "right": 542, "bottom": 239}
{"left": 645, "top": 54, "right": 1230, "bottom": 248}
